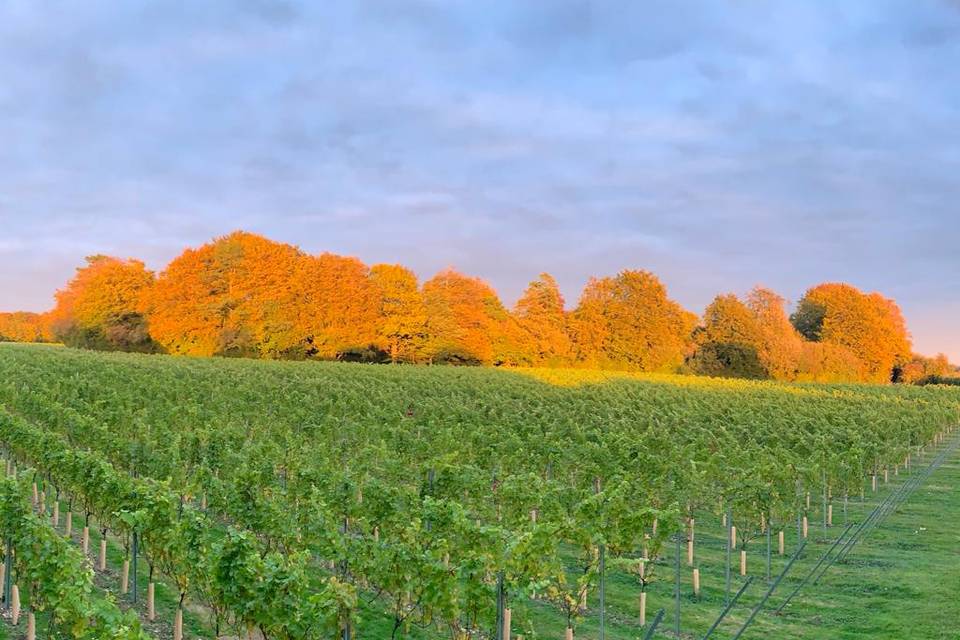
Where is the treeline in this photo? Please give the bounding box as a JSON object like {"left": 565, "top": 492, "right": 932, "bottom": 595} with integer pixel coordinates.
{"left": 1, "top": 231, "right": 953, "bottom": 383}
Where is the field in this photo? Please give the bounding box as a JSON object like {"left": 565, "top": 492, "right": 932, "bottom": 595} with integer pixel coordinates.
{"left": 0, "top": 343, "right": 958, "bottom": 639}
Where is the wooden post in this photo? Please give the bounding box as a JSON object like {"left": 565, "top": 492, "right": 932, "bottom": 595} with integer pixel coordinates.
{"left": 503, "top": 607, "right": 511, "bottom": 640}
{"left": 740, "top": 549, "right": 747, "bottom": 576}
{"left": 11, "top": 584, "right": 20, "bottom": 625}
{"left": 174, "top": 607, "right": 183, "bottom": 640}
{"left": 778, "top": 530, "right": 785, "bottom": 555}
{"left": 121, "top": 560, "right": 130, "bottom": 593}
{"left": 693, "top": 568, "right": 701, "bottom": 597}
{"left": 148, "top": 583, "right": 156, "bottom": 621}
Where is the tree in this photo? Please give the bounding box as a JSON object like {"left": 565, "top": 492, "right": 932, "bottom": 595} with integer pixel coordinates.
{"left": 791, "top": 283, "right": 911, "bottom": 383}
{"left": 0, "top": 312, "right": 51, "bottom": 343}
{"left": 422, "top": 269, "right": 519, "bottom": 365}
{"left": 369, "top": 264, "right": 427, "bottom": 363}
{"left": 51, "top": 256, "right": 157, "bottom": 351}
{"left": 745, "top": 287, "right": 804, "bottom": 380}
{"left": 293, "top": 252, "right": 381, "bottom": 360}
{"left": 143, "top": 232, "right": 305, "bottom": 358}
{"left": 897, "top": 353, "right": 952, "bottom": 384}
{"left": 570, "top": 270, "right": 695, "bottom": 371}
{"left": 514, "top": 273, "right": 572, "bottom": 366}
{"left": 687, "top": 294, "right": 766, "bottom": 378}
{"left": 795, "top": 342, "right": 863, "bottom": 382}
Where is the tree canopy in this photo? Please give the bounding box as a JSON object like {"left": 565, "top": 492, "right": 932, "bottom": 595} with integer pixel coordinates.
{"left": 0, "top": 231, "right": 943, "bottom": 384}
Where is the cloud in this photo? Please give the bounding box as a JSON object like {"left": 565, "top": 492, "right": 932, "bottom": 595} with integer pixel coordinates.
{"left": 0, "top": 0, "right": 959, "bottom": 358}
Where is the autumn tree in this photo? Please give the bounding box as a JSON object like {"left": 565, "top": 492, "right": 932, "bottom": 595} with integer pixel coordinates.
{"left": 422, "top": 269, "right": 519, "bottom": 365}
{"left": 570, "top": 270, "right": 695, "bottom": 371}
{"left": 51, "top": 256, "right": 157, "bottom": 351}
{"left": 791, "top": 283, "right": 911, "bottom": 383}
{"left": 514, "top": 273, "right": 572, "bottom": 366}
{"left": 292, "top": 252, "right": 381, "bottom": 360}
{"left": 369, "top": 264, "right": 427, "bottom": 363}
{"left": 745, "top": 287, "right": 804, "bottom": 380}
{"left": 143, "top": 232, "right": 305, "bottom": 357}
{"left": 0, "top": 312, "right": 52, "bottom": 343}
{"left": 795, "top": 342, "right": 863, "bottom": 382}
{"left": 897, "top": 353, "right": 952, "bottom": 384}
{"left": 687, "top": 294, "right": 767, "bottom": 378}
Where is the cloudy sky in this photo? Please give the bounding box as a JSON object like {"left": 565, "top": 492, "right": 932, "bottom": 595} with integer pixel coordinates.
{"left": 1, "top": 1, "right": 959, "bottom": 358}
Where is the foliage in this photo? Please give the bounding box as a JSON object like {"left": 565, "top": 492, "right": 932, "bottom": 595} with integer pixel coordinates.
{"left": 571, "top": 270, "right": 696, "bottom": 371}
{"left": 0, "top": 344, "right": 957, "bottom": 637}
{"left": 791, "top": 283, "right": 911, "bottom": 383}
{"left": 0, "top": 473, "right": 148, "bottom": 639}
{"left": 50, "top": 256, "right": 157, "bottom": 352}
{"left": 0, "top": 231, "right": 947, "bottom": 384}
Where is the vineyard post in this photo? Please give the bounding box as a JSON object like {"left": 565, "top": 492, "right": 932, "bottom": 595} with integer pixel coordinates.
{"left": 724, "top": 507, "right": 732, "bottom": 606}
{"left": 765, "top": 513, "right": 772, "bottom": 581}
{"left": 674, "top": 532, "right": 681, "bottom": 638}
{"left": 131, "top": 529, "right": 138, "bottom": 604}
{"left": 822, "top": 471, "right": 827, "bottom": 533}
{"left": 599, "top": 544, "right": 606, "bottom": 640}
{"left": 2, "top": 537, "right": 10, "bottom": 609}
{"left": 495, "top": 571, "right": 505, "bottom": 640}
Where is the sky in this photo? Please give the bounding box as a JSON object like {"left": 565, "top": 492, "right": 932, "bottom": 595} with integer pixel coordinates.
{"left": 1, "top": 1, "right": 959, "bottom": 359}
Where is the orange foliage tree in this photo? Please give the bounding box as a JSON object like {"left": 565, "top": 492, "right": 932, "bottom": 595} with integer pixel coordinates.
{"left": 688, "top": 287, "right": 806, "bottom": 380}
{"left": 50, "top": 256, "right": 157, "bottom": 351}
{"left": 370, "top": 264, "right": 428, "bottom": 363}
{"left": 514, "top": 273, "right": 572, "bottom": 366}
{"left": 0, "top": 312, "right": 52, "bottom": 343}
{"left": 143, "top": 232, "right": 305, "bottom": 357}
{"left": 422, "top": 269, "right": 520, "bottom": 365}
{"left": 294, "top": 253, "right": 380, "bottom": 360}
{"left": 791, "top": 283, "right": 911, "bottom": 383}
{"left": 571, "top": 270, "right": 696, "bottom": 371}
{"left": 687, "top": 294, "right": 768, "bottom": 378}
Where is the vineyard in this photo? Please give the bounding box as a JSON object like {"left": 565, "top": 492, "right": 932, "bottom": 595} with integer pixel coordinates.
{"left": 0, "top": 343, "right": 958, "bottom": 639}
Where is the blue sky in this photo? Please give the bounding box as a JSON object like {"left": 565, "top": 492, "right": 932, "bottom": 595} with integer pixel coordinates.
{"left": 1, "top": 1, "right": 959, "bottom": 359}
